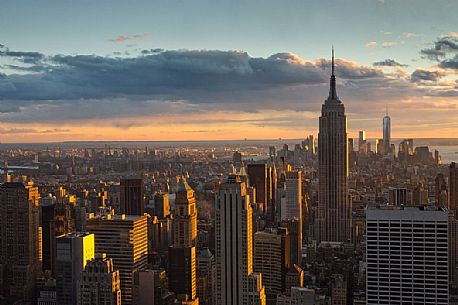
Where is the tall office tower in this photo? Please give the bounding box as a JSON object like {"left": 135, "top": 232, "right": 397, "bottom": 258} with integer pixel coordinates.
{"left": 269, "top": 146, "right": 276, "bottom": 159}
{"left": 316, "top": 49, "right": 351, "bottom": 243}
{"left": 215, "top": 175, "right": 266, "bottom": 305}
{"left": 133, "top": 270, "right": 155, "bottom": 305}
{"left": 78, "top": 253, "right": 121, "bottom": 305}
{"left": 41, "top": 197, "right": 57, "bottom": 275}
{"left": 87, "top": 214, "right": 148, "bottom": 305}
{"left": 197, "top": 248, "right": 215, "bottom": 305}
{"left": 283, "top": 170, "right": 302, "bottom": 263}
{"left": 248, "top": 163, "right": 267, "bottom": 214}
{"left": 233, "top": 151, "right": 243, "bottom": 168}
{"left": 284, "top": 170, "right": 302, "bottom": 220}
{"left": 383, "top": 110, "right": 391, "bottom": 153}
{"left": 0, "top": 182, "right": 40, "bottom": 303}
{"left": 358, "top": 130, "right": 367, "bottom": 154}
{"left": 279, "top": 219, "right": 301, "bottom": 266}
{"left": 435, "top": 173, "right": 448, "bottom": 207}
{"left": 366, "top": 206, "right": 448, "bottom": 305}
{"left": 450, "top": 162, "right": 458, "bottom": 291}
{"left": 266, "top": 165, "right": 277, "bottom": 224}
{"left": 56, "top": 233, "right": 95, "bottom": 305}
{"left": 412, "top": 182, "right": 429, "bottom": 205}
{"left": 398, "top": 138, "right": 414, "bottom": 162}
{"left": 120, "top": 177, "right": 144, "bottom": 215}
{"left": 154, "top": 192, "right": 170, "bottom": 219}
{"left": 168, "top": 177, "right": 198, "bottom": 301}
{"left": 450, "top": 162, "right": 458, "bottom": 218}
{"left": 254, "top": 228, "right": 290, "bottom": 304}
{"left": 150, "top": 215, "right": 173, "bottom": 254}
{"left": 388, "top": 187, "right": 408, "bottom": 206}
{"left": 449, "top": 212, "right": 458, "bottom": 292}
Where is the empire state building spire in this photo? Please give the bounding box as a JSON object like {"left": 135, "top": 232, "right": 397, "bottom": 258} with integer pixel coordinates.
{"left": 327, "top": 46, "right": 339, "bottom": 102}
{"left": 316, "top": 47, "right": 351, "bottom": 243}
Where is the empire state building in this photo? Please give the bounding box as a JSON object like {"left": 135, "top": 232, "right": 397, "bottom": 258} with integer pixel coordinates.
{"left": 316, "top": 49, "right": 352, "bottom": 243}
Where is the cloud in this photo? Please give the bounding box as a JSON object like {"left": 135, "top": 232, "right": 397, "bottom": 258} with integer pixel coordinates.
{"left": 0, "top": 127, "right": 70, "bottom": 134}
{"left": 0, "top": 49, "right": 45, "bottom": 64}
{"left": 439, "top": 54, "right": 458, "bottom": 69}
{"left": 0, "top": 46, "right": 455, "bottom": 130}
{"left": 403, "top": 32, "right": 418, "bottom": 38}
{"left": 410, "top": 69, "right": 447, "bottom": 82}
{"left": 109, "top": 33, "right": 150, "bottom": 43}
{"left": 381, "top": 41, "right": 396, "bottom": 48}
{"left": 366, "top": 41, "right": 377, "bottom": 47}
{"left": 420, "top": 35, "right": 458, "bottom": 70}
{"left": 373, "top": 59, "right": 408, "bottom": 67}
{"left": 0, "top": 49, "right": 331, "bottom": 102}
{"left": 421, "top": 36, "right": 458, "bottom": 60}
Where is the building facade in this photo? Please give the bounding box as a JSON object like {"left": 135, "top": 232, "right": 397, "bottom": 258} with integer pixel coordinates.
{"left": 0, "top": 182, "right": 40, "bottom": 303}
{"left": 254, "top": 228, "right": 290, "bottom": 304}
{"left": 56, "top": 233, "right": 95, "bottom": 305}
{"left": 87, "top": 214, "right": 148, "bottom": 305}
{"left": 168, "top": 177, "right": 198, "bottom": 302}
{"left": 78, "top": 253, "right": 121, "bottom": 305}
{"left": 120, "top": 177, "right": 144, "bottom": 215}
{"left": 215, "top": 175, "right": 266, "bottom": 305}
{"left": 366, "top": 206, "right": 448, "bottom": 304}
{"left": 316, "top": 50, "right": 351, "bottom": 243}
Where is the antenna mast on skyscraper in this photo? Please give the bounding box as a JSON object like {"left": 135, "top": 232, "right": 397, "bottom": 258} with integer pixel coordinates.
{"left": 332, "top": 45, "right": 335, "bottom": 76}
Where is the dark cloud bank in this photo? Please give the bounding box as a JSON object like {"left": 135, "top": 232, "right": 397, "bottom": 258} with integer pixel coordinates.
{"left": 0, "top": 42, "right": 455, "bottom": 124}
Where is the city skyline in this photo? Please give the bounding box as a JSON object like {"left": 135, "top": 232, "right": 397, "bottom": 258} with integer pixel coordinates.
{"left": 0, "top": 0, "right": 457, "bottom": 142}
{"left": 1, "top": 2, "right": 457, "bottom": 305}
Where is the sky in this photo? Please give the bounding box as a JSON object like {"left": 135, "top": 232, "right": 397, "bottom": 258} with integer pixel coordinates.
{"left": 0, "top": 0, "right": 457, "bottom": 142}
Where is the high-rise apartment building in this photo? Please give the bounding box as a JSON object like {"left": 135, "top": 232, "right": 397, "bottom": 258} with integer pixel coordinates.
{"left": 120, "top": 177, "right": 144, "bottom": 215}
{"left": 316, "top": 49, "right": 352, "bottom": 243}
{"left": 78, "top": 253, "right": 121, "bottom": 305}
{"left": 366, "top": 206, "right": 448, "bottom": 305}
{"left": 56, "top": 233, "right": 95, "bottom": 305}
{"left": 0, "top": 182, "right": 40, "bottom": 303}
{"left": 87, "top": 214, "right": 148, "bottom": 305}
{"left": 215, "top": 175, "right": 266, "bottom": 305}
{"left": 168, "top": 177, "right": 198, "bottom": 301}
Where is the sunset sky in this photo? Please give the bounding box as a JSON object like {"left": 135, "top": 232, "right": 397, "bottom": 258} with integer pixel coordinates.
{"left": 0, "top": 0, "right": 457, "bottom": 142}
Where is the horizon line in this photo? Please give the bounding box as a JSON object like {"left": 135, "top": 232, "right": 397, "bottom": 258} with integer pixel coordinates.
{"left": 0, "top": 137, "right": 458, "bottom": 145}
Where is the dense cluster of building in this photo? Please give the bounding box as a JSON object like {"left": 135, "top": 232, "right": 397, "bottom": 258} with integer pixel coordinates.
{"left": 0, "top": 53, "right": 457, "bottom": 305}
